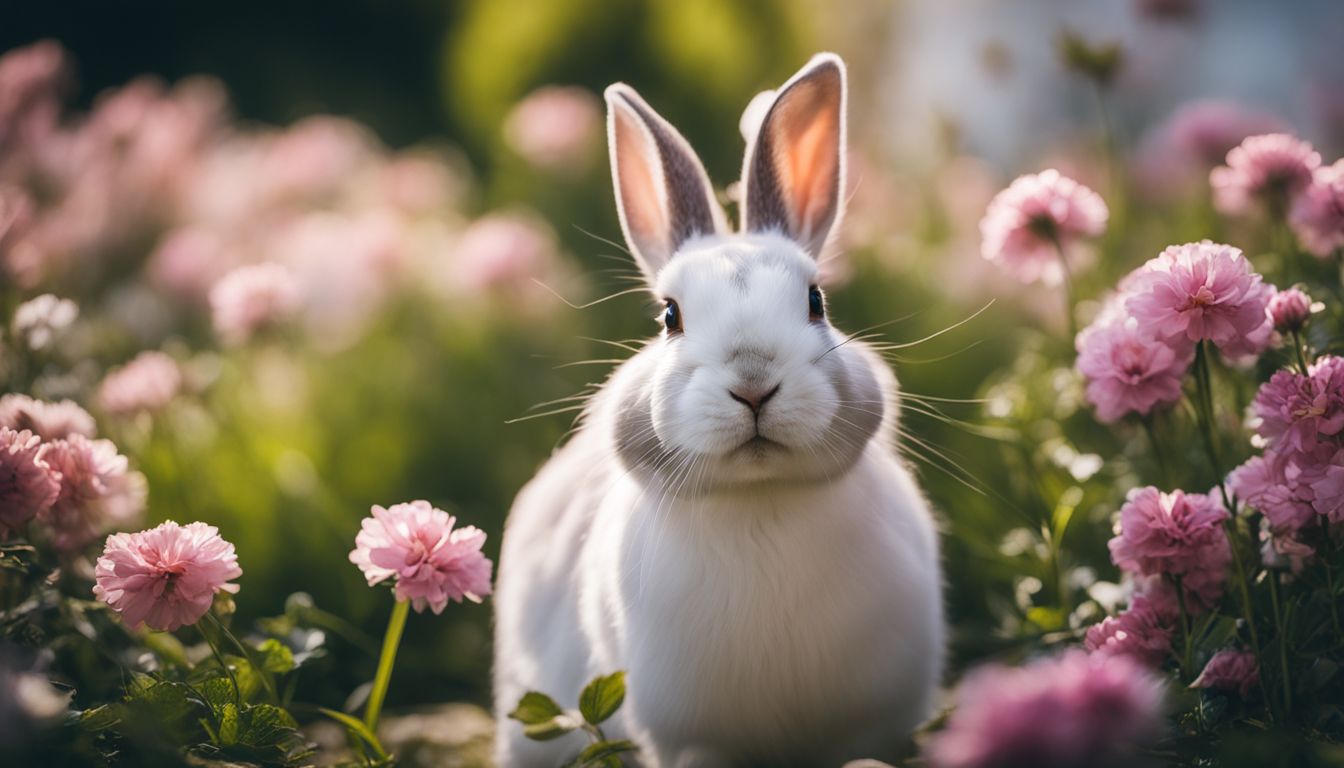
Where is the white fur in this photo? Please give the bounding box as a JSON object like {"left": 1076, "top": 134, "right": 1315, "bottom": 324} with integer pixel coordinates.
{"left": 493, "top": 55, "right": 944, "bottom": 768}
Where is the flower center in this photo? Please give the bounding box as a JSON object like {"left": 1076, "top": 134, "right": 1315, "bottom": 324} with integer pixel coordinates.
{"left": 1186, "top": 285, "right": 1217, "bottom": 308}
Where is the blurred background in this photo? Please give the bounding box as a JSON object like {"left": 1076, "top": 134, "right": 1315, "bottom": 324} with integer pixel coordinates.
{"left": 4, "top": 0, "right": 1343, "bottom": 721}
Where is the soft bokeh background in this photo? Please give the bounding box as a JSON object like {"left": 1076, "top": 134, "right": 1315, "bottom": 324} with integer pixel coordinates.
{"left": 5, "top": 0, "right": 1344, "bottom": 725}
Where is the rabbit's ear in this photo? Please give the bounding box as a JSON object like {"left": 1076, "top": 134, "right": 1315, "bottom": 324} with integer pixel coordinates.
{"left": 741, "top": 53, "right": 846, "bottom": 260}
{"left": 606, "top": 84, "right": 726, "bottom": 281}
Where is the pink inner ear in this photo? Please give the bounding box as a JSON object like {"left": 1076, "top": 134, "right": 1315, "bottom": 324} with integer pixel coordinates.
{"left": 613, "top": 107, "right": 669, "bottom": 257}
{"left": 784, "top": 109, "right": 839, "bottom": 237}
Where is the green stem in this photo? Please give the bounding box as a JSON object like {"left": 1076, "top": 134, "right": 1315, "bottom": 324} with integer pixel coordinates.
{"left": 1324, "top": 536, "right": 1342, "bottom": 636}
{"left": 1289, "top": 329, "right": 1310, "bottom": 375}
{"left": 1172, "top": 575, "right": 1194, "bottom": 680}
{"left": 1267, "top": 575, "right": 1293, "bottom": 718}
{"left": 1139, "top": 414, "right": 1170, "bottom": 488}
{"left": 208, "top": 612, "right": 279, "bottom": 705}
{"left": 364, "top": 598, "right": 410, "bottom": 734}
{"left": 1050, "top": 235, "right": 1078, "bottom": 340}
{"left": 200, "top": 623, "right": 242, "bottom": 707}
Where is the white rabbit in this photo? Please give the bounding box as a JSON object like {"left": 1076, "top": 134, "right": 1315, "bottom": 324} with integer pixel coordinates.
{"left": 493, "top": 53, "right": 944, "bottom": 768}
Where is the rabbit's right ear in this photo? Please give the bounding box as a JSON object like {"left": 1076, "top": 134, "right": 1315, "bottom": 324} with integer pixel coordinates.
{"left": 606, "top": 84, "right": 726, "bottom": 282}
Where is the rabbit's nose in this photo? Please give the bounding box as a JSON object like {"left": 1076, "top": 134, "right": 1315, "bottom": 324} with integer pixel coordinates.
{"left": 729, "top": 383, "right": 781, "bottom": 415}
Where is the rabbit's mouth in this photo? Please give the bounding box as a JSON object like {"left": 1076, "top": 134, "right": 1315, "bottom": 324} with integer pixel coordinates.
{"left": 732, "top": 435, "right": 787, "bottom": 456}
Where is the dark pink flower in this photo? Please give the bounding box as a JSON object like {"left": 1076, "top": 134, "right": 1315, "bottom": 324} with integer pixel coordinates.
{"left": 37, "top": 435, "right": 146, "bottom": 552}
{"left": 0, "top": 394, "right": 96, "bottom": 441}
{"left": 925, "top": 651, "right": 1165, "bottom": 768}
{"left": 1252, "top": 357, "right": 1344, "bottom": 454}
{"left": 979, "top": 169, "right": 1108, "bottom": 285}
{"left": 1267, "top": 287, "right": 1314, "bottom": 333}
{"left": 1076, "top": 303, "right": 1192, "bottom": 423}
{"left": 1084, "top": 594, "right": 1173, "bottom": 667}
{"left": 1228, "top": 451, "right": 1317, "bottom": 533}
{"left": 1124, "top": 241, "right": 1273, "bottom": 359}
{"left": 93, "top": 521, "right": 242, "bottom": 631}
{"left": 0, "top": 428, "right": 61, "bottom": 537}
{"left": 1290, "top": 159, "right": 1344, "bottom": 257}
{"left": 1109, "top": 487, "right": 1230, "bottom": 596}
{"left": 1192, "top": 649, "right": 1259, "bottom": 698}
{"left": 96, "top": 351, "right": 183, "bottom": 416}
{"left": 349, "top": 501, "right": 493, "bottom": 614}
{"left": 1211, "top": 134, "right": 1321, "bottom": 217}
{"left": 1300, "top": 447, "right": 1344, "bottom": 525}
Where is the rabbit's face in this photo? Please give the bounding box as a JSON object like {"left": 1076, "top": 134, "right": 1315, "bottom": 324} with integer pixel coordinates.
{"left": 625, "top": 234, "right": 881, "bottom": 488}
{"left": 604, "top": 54, "right": 879, "bottom": 491}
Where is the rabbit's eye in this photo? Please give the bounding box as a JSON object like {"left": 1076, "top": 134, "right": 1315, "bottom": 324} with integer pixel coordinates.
{"left": 808, "top": 285, "right": 825, "bottom": 319}
{"left": 663, "top": 299, "right": 682, "bottom": 334}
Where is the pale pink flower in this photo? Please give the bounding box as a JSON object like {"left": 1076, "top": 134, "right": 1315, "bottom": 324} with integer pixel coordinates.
{"left": 1267, "top": 287, "right": 1314, "bottom": 333}
{"left": 349, "top": 500, "right": 493, "bottom": 614}
{"left": 93, "top": 521, "right": 242, "bottom": 631}
{"left": 96, "top": 351, "right": 183, "bottom": 416}
{"left": 979, "top": 169, "right": 1108, "bottom": 285}
{"left": 1124, "top": 241, "right": 1273, "bottom": 359}
{"left": 147, "top": 227, "right": 231, "bottom": 302}
{"left": 38, "top": 435, "right": 146, "bottom": 552}
{"left": 454, "top": 212, "right": 557, "bottom": 294}
{"left": 209, "top": 262, "right": 301, "bottom": 345}
{"left": 0, "top": 39, "right": 68, "bottom": 157}
{"left": 0, "top": 394, "right": 96, "bottom": 441}
{"left": 925, "top": 651, "right": 1165, "bottom": 768}
{"left": 1109, "top": 487, "right": 1230, "bottom": 596}
{"left": 1076, "top": 305, "right": 1192, "bottom": 423}
{"left": 504, "top": 86, "right": 601, "bottom": 173}
{"left": 1290, "top": 159, "right": 1344, "bottom": 257}
{"left": 260, "top": 116, "right": 373, "bottom": 204}
{"left": 1211, "top": 134, "right": 1321, "bottom": 217}
{"left": 1163, "top": 101, "right": 1285, "bottom": 168}
{"left": 0, "top": 428, "right": 61, "bottom": 537}
{"left": 1084, "top": 594, "right": 1173, "bottom": 667}
{"left": 1192, "top": 649, "right": 1259, "bottom": 698}
{"left": 1252, "top": 357, "right": 1344, "bottom": 454}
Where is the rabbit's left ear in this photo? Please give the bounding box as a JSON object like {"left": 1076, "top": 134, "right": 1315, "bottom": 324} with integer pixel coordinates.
{"left": 740, "top": 53, "right": 846, "bottom": 260}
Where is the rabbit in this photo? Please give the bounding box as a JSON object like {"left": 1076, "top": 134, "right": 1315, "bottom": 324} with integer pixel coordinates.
{"left": 493, "top": 53, "right": 944, "bottom": 768}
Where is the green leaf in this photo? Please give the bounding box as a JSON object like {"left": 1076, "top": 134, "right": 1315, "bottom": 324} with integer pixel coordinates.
{"left": 509, "top": 690, "right": 581, "bottom": 741}
{"left": 217, "top": 703, "right": 240, "bottom": 745}
{"left": 256, "top": 638, "right": 296, "bottom": 674}
{"left": 574, "top": 739, "right": 638, "bottom": 766}
{"left": 318, "top": 707, "right": 388, "bottom": 760}
{"left": 578, "top": 672, "right": 626, "bottom": 726}
{"left": 201, "top": 677, "right": 238, "bottom": 711}
{"left": 79, "top": 704, "right": 123, "bottom": 731}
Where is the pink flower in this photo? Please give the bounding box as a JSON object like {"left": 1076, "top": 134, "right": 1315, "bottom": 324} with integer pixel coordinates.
{"left": 925, "top": 651, "right": 1165, "bottom": 768}
{"left": 504, "top": 86, "right": 602, "bottom": 173}
{"left": 1076, "top": 304, "right": 1192, "bottom": 423}
{"left": 209, "top": 262, "right": 301, "bottom": 345}
{"left": 1300, "top": 447, "right": 1344, "bottom": 525}
{"left": 1084, "top": 594, "right": 1173, "bottom": 667}
{"left": 0, "top": 428, "right": 61, "bottom": 537}
{"left": 0, "top": 394, "right": 96, "bottom": 441}
{"left": 349, "top": 501, "right": 493, "bottom": 614}
{"left": 454, "top": 212, "right": 557, "bottom": 295}
{"left": 1192, "top": 649, "right": 1259, "bottom": 698}
{"left": 93, "top": 521, "right": 242, "bottom": 631}
{"left": 1267, "top": 287, "right": 1314, "bottom": 333}
{"left": 1290, "top": 159, "right": 1344, "bottom": 257}
{"left": 96, "top": 351, "right": 183, "bottom": 416}
{"left": 979, "top": 169, "right": 1108, "bottom": 285}
{"left": 1211, "top": 134, "right": 1321, "bottom": 217}
{"left": 1252, "top": 357, "right": 1344, "bottom": 454}
{"left": 1124, "top": 241, "right": 1273, "bottom": 359}
{"left": 1163, "top": 101, "right": 1286, "bottom": 168}
{"left": 1260, "top": 522, "right": 1315, "bottom": 573}
{"left": 38, "top": 435, "right": 146, "bottom": 552}
{"left": 1229, "top": 451, "right": 1317, "bottom": 533}
{"left": 1108, "top": 487, "right": 1230, "bottom": 600}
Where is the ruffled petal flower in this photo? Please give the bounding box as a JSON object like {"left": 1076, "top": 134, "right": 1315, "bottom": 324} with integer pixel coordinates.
{"left": 979, "top": 169, "right": 1108, "bottom": 285}
{"left": 1192, "top": 649, "right": 1259, "bottom": 698}
{"left": 0, "top": 427, "right": 61, "bottom": 537}
{"left": 1211, "top": 133, "right": 1321, "bottom": 217}
{"left": 349, "top": 500, "right": 493, "bottom": 614}
{"left": 93, "top": 521, "right": 242, "bottom": 631}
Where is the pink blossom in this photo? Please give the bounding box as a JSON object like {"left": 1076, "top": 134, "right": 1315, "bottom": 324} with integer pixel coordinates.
{"left": 1229, "top": 451, "right": 1317, "bottom": 533}
{"left": 0, "top": 428, "right": 60, "bottom": 537}
{"left": 1300, "top": 447, "right": 1344, "bottom": 524}
{"left": 1290, "top": 159, "right": 1344, "bottom": 257}
{"left": 1124, "top": 241, "right": 1273, "bottom": 359}
{"left": 454, "top": 212, "right": 557, "bottom": 295}
{"left": 1084, "top": 595, "right": 1173, "bottom": 667}
{"left": 504, "top": 86, "right": 602, "bottom": 173}
{"left": 93, "top": 521, "right": 242, "bottom": 631}
{"left": 209, "top": 262, "right": 301, "bottom": 345}
{"left": 147, "top": 227, "right": 231, "bottom": 302}
{"left": 96, "top": 351, "right": 183, "bottom": 416}
{"left": 349, "top": 500, "right": 493, "bottom": 614}
{"left": 1267, "top": 287, "right": 1314, "bottom": 333}
{"left": 1108, "top": 487, "right": 1230, "bottom": 597}
{"left": 1260, "top": 522, "right": 1315, "bottom": 573}
{"left": 1192, "top": 649, "right": 1259, "bottom": 698}
{"left": 1252, "top": 357, "right": 1344, "bottom": 454}
{"left": 1211, "top": 134, "right": 1321, "bottom": 217}
{"left": 925, "top": 651, "right": 1165, "bottom": 768}
{"left": 1076, "top": 305, "right": 1192, "bottom": 423}
{"left": 1163, "top": 101, "right": 1285, "bottom": 168}
{"left": 37, "top": 435, "right": 146, "bottom": 552}
{"left": 0, "top": 394, "right": 96, "bottom": 441}
{"left": 979, "top": 169, "right": 1108, "bottom": 285}
{"left": 0, "top": 40, "right": 68, "bottom": 158}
